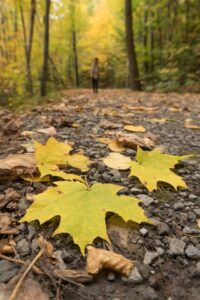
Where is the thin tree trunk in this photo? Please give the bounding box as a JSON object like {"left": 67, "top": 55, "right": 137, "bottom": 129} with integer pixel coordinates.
{"left": 125, "top": 0, "right": 141, "bottom": 90}
{"left": 72, "top": 30, "right": 80, "bottom": 86}
{"left": 19, "top": 0, "right": 36, "bottom": 95}
{"left": 150, "top": 11, "right": 155, "bottom": 74}
{"left": 143, "top": 8, "right": 149, "bottom": 76}
{"left": 41, "top": 0, "right": 51, "bottom": 97}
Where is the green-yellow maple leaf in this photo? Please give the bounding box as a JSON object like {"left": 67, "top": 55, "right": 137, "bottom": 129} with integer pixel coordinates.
{"left": 103, "top": 147, "right": 192, "bottom": 192}
{"left": 21, "top": 181, "right": 150, "bottom": 254}
{"left": 35, "top": 137, "right": 90, "bottom": 172}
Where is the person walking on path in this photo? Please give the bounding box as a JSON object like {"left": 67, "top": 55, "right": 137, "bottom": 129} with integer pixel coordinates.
{"left": 91, "top": 57, "right": 99, "bottom": 93}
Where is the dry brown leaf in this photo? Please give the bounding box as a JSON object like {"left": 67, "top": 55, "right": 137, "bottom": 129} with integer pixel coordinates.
{"left": 99, "top": 120, "right": 122, "bottom": 129}
{"left": 0, "top": 238, "right": 15, "bottom": 254}
{"left": 0, "top": 154, "right": 36, "bottom": 180}
{"left": 37, "top": 126, "right": 57, "bottom": 136}
{"left": 0, "top": 277, "right": 49, "bottom": 300}
{"left": 169, "top": 107, "right": 182, "bottom": 113}
{"left": 0, "top": 213, "right": 11, "bottom": 231}
{"left": 20, "top": 130, "right": 35, "bottom": 137}
{"left": 116, "top": 132, "right": 155, "bottom": 150}
{"left": 86, "top": 246, "right": 134, "bottom": 277}
{"left": 53, "top": 269, "right": 93, "bottom": 283}
{"left": 126, "top": 105, "right": 158, "bottom": 112}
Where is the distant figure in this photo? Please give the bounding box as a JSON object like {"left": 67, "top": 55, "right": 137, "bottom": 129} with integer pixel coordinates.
{"left": 91, "top": 57, "right": 99, "bottom": 93}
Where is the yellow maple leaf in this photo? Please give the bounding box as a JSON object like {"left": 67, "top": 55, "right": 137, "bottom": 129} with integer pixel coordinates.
{"left": 21, "top": 181, "right": 150, "bottom": 254}
{"left": 103, "top": 148, "right": 192, "bottom": 191}
{"left": 35, "top": 137, "right": 90, "bottom": 173}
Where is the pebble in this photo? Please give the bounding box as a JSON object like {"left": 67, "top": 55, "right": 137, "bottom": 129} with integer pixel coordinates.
{"left": 194, "top": 208, "right": 200, "bottom": 217}
{"left": 157, "top": 222, "right": 170, "bottom": 235}
{"left": 118, "top": 187, "right": 129, "bottom": 195}
{"left": 130, "top": 187, "right": 142, "bottom": 194}
{"left": 0, "top": 260, "right": 19, "bottom": 283}
{"left": 127, "top": 266, "right": 143, "bottom": 284}
{"left": 169, "top": 238, "right": 186, "bottom": 255}
{"left": 183, "top": 226, "right": 200, "bottom": 235}
{"left": 138, "top": 195, "right": 154, "bottom": 207}
{"left": 140, "top": 228, "right": 148, "bottom": 237}
{"left": 196, "top": 262, "right": 200, "bottom": 275}
{"left": 174, "top": 202, "right": 184, "bottom": 210}
{"left": 189, "top": 194, "right": 198, "bottom": 200}
{"left": 185, "top": 245, "right": 200, "bottom": 259}
{"left": 107, "top": 272, "right": 116, "bottom": 281}
{"left": 16, "top": 238, "right": 31, "bottom": 256}
{"left": 143, "top": 251, "right": 159, "bottom": 265}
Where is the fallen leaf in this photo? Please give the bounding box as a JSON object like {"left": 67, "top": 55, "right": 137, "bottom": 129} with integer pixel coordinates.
{"left": 108, "top": 141, "right": 126, "bottom": 153}
{"left": 129, "top": 147, "right": 191, "bottom": 191}
{"left": 35, "top": 137, "right": 90, "bottom": 172}
{"left": 0, "top": 238, "right": 15, "bottom": 254}
{"left": 116, "top": 132, "right": 155, "bottom": 150}
{"left": 86, "top": 246, "right": 134, "bottom": 277}
{"left": 0, "top": 154, "right": 36, "bottom": 180}
{"left": 53, "top": 269, "right": 93, "bottom": 283}
{"left": 0, "top": 213, "right": 11, "bottom": 231}
{"left": 103, "top": 147, "right": 191, "bottom": 192}
{"left": 126, "top": 105, "right": 157, "bottom": 112}
{"left": 0, "top": 277, "right": 49, "bottom": 300}
{"left": 184, "top": 119, "right": 200, "bottom": 129}
{"left": 21, "top": 181, "right": 150, "bottom": 254}
{"left": 20, "top": 130, "right": 35, "bottom": 137}
{"left": 169, "top": 107, "right": 182, "bottom": 112}
{"left": 103, "top": 153, "right": 131, "bottom": 170}
{"left": 99, "top": 120, "right": 122, "bottom": 129}
{"left": 37, "top": 126, "right": 57, "bottom": 136}
{"left": 124, "top": 125, "right": 146, "bottom": 133}
{"left": 148, "top": 118, "right": 166, "bottom": 124}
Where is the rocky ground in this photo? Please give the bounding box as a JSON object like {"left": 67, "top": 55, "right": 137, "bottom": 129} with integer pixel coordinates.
{"left": 0, "top": 89, "right": 200, "bottom": 300}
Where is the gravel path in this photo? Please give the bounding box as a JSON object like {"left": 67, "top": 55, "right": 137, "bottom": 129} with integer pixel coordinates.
{"left": 0, "top": 89, "right": 200, "bottom": 300}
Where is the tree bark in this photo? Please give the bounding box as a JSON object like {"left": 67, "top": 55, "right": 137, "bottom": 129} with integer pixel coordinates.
{"left": 125, "top": 0, "right": 141, "bottom": 90}
{"left": 41, "top": 0, "right": 51, "bottom": 97}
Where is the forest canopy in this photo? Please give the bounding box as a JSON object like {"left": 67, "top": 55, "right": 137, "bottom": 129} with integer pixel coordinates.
{"left": 0, "top": 0, "right": 200, "bottom": 106}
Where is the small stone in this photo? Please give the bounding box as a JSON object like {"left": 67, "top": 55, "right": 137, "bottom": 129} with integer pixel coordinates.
{"left": 130, "top": 187, "right": 142, "bottom": 194}
{"left": 174, "top": 202, "right": 184, "bottom": 210}
{"left": 16, "top": 238, "right": 30, "bottom": 256}
{"left": 185, "top": 245, "right": 200, "bottom": 259}
{"left": 107, "top": 271, "right": 116, "bottom": 281}
{"left": 138, "top": 195, "right": 154, "bottom": 207}
{"left": 118, "top": 187, "right": 129, "bottom": 195}
{"left": 183, "top": 226, "right": 200, "bottom": 235}
{"left": 127, "top": 267, "right": 143, "bottom": 283}
{"left": 140, "top": 228, "right": 148, "bottom": 237}
{"left": 189, "top": 194, "right": 198, "bottom": 200}
{"left": 17, "top": 198, "right": 30, "bottom": 210}
{"left": 169, "top": 238, "right": 186, "bottom": 255}
{"left": 157, "top": 222, "right": 170, "bottom": 235}
{"left": 102, "top": 173, "right": 111, "bottom": 182}
{"left": 194, "top": 208, "right": 200, "bottom": 217}
{"left": 0, "top": 260, "right": 19, "bottom": 283}
{"left": 195, "top": 262, "right": 200, "bottom": 275}
{"left": 143, "top": 251, "right": 159, "bottom": 265}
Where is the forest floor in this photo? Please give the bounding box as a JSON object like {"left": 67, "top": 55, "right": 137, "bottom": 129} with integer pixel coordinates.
{"left": 0, "top": 89, "right": 200, "bottom": 300}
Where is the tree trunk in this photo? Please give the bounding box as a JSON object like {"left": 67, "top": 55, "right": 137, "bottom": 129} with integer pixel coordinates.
{"left": 19, "top": 0, "right": 36, "bottom": 95}
{"left": 72, "top": 30, "right": 80, "bottom": 86}
{"left": 143, "top": 8, "right": 149, "bottom": 76}
{"left": 125, "top": 0, "right": 141, "bottom": 90}
{"left": 41, "top": 0, "right": 51, "bottom": 97}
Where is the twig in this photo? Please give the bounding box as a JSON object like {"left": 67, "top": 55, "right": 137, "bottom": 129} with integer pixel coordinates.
{"left": 0, "top": 253, "right": 43, "bottom": 275}
{"left": 8, "top": 248, "right": 43, "bottom": 300}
